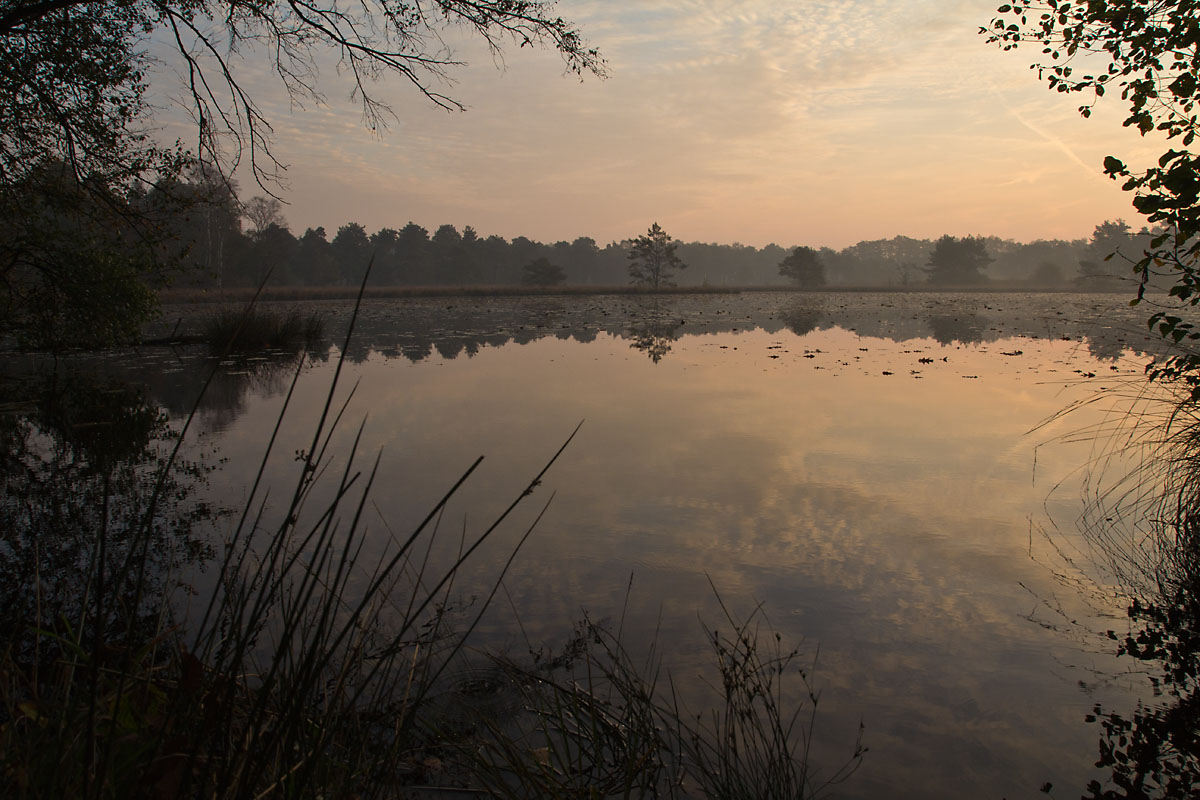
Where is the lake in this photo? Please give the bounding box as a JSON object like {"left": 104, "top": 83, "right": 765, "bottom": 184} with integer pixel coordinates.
{"left": 27, "top": 291, "right": 1176, "bottom": 798}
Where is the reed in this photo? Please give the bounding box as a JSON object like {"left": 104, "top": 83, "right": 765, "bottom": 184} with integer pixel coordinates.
{"left": 0, "top": 268, "right": 577, "bottom": 798}
{"left": 200, "top": 306, "right": 326, "bottom": 354}
{"left": 1, "top": 266, "right": 861, "bottom": 799}
{"left": 460, "top": 581, "right": 864, "bottom": 799}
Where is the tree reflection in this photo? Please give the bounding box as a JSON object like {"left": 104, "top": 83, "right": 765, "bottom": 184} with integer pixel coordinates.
{"left": 782, "top": 303, "right": 825, "bottom": 336}
{"left": 626, "top": 299, "right": 681, "bottom": 363}
{"left": 0, "top": 370, "right": 217, "bottom": 666}
{"left": 927, "top": 313, "right": 988, "bottom": 345}
{"left": 1086, "top": 334, "right": 1130, "bottom": 363}
{"left": 139, "top": 348, "right": 329, "bottom": 431}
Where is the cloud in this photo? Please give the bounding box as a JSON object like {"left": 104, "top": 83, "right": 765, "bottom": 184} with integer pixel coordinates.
{"left": 141, "top": 1, "right": 1167, "bottom": 247}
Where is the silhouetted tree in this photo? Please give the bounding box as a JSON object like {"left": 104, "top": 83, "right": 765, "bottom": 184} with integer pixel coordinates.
{"left": 778, "top": 246, "right": 826, "bottom": 288}
{"left": 162, "top": 164, "right": 242, "bottom": 288}
{"left": 565, "top": 236, "right": 600, "bottom": 283}
{"left": 396, "top": 222, "right": 432, "bottom": 284}
{"left": 331, "top": 222, "right": 371, "bottom": 284}
{"left": 507, "top": 236, "right": 545, "bottom": 284}
{"left": 1079, "top": 220, "right": 1135, "bottom": 288}
{"left": 2, "top": 160, "right": 165, "bottom": 348}
{"left": 370, "top": 227, "right": 401, "bottom": 284}
{"left": 243, "top": 196, "right": 285, "bottom": 233}
{"left": 628, "top": 222, "right": 687, "bottom": 289}
{"left": 521, "top": 257, "right": 566, "bottom": 287}
{"left": 926, "top": 235, "right": 991, "bottom": 286}
{"left": 0, "top": 0, "right": 601, "bottom": 343}
{"left": 234, "top": 222, "right": 296, "bottom": 286}
{"left": 431, "top": 224, "right": 466, "bottom": 284}
{"left": 294, "top": 227, "right": 337, "bottom": 286}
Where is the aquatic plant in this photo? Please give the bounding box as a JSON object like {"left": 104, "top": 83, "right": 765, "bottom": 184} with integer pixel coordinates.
{"left": 201, "top": 306, "right": 326, "bottom": 354}
{"left": 1035, "top": 377, "right": 1200, "bottom": 798}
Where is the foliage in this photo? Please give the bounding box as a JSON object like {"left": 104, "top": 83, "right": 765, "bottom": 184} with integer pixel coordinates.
{"left": 0, "top": 161, "right": 167, "bottom": 349}
{"left": 1, "top": 0, "right": 602, "bottom": 188}
{"left": 1038, "top": 384, "right": 1200, "bottom": 797}
{"left": 0, "top": 0, "right": 602, "bottom": 346}
{"left": 331, "top": 222, "right": 372, "bottom": 286}
{"left": 925, "top": 235, "right": 992, "bottom": 286}
{"left": 521, "top": 257, "right": 566, "bottom": 287}
{"left": 985, "top": 1, "right": 1200, "bottom": 379}
{"left": 628, "top": 222, "right": 688, "bottom": 290}
{"left": 1079, "top": 220, "right": 1137, "bottom": 286}
{"left": 778, "top": 246, "right": 827, "bottom": 289}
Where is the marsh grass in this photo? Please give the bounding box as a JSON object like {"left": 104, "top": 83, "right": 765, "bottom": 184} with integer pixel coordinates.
{"left": 1, "top": 268, "right": 860, "bottom": 799}
{"left": 0, "top": 266, "right": 581, "bottom": 798}
{"left": 201, "top": 306, "right": 326, "bottom": 354}
{"left": 1028, "top": 362, "right": 1200, "bottom": 797}
{"left": 460, "top": 582, "right": 864, "bottom": 800}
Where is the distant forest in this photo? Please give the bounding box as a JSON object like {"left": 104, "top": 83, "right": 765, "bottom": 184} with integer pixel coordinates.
{"left": 166, "top": 174, "right": 1156, "bottom": 291}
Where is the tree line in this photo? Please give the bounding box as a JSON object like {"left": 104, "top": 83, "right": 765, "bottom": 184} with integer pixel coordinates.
{"left": 164, "top": 175, "right": 1153, "bottom": 292}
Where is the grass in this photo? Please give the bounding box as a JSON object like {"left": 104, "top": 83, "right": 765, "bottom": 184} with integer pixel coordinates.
{"left": 1027, "top": 365, "right": 1200, "bottom": 797}
{"left": 1, "top": 270, "right": 863, "bottom": 799}
{"left": 461, "top": 585, "right": 864, "bottom": 799}
{"left": 200, "top": 306, "right": 326, "bottom": 354}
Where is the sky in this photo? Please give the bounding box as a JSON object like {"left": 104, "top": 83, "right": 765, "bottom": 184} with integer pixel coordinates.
{"left": 154, "top": 0, "right": 1168, "bottom": 249}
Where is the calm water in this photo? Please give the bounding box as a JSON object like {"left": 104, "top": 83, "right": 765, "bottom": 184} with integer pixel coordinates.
{"left": 90, "top": 292, "right": 1174, "bottom": 797}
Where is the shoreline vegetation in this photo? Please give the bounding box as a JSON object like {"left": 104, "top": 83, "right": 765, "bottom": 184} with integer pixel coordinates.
{"left": 157, "top": 281, "right": 1144, "bottom": 305}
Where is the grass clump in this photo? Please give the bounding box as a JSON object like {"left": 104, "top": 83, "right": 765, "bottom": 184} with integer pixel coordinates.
{"left": 461, "top": 587, "right": 865, "bottom": 799}
{"left": 201, "top": 306, "right": 325, "bottom": 354}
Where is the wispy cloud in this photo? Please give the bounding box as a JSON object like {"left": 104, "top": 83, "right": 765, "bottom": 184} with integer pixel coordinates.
{"left": 145, "top": 0, "right": 1168, "bottom": 247}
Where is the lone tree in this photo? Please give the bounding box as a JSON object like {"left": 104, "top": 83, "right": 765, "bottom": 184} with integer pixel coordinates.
{"left": 925, "top": 235, "right": 991, "bottom": 286}
{"left": 628, "top": 222, "right": 687, "bottom": 289}
{"left": 0, "top": 1, "right": 602, "bottom": 346}
{"left": 521, "top": 257, "right": 566, "bottom": 287}
{"left": 778, "top": 246, "right": 826, "bottom": 289}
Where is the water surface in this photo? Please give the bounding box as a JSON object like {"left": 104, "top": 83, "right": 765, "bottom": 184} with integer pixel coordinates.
{"left": 111, "top": 292, "right": 1173, "bottom": 797}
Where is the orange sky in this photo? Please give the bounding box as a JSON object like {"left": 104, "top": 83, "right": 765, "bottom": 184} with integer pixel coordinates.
{"left": 156, "top": 1, "right": 1168, "bottom": 249}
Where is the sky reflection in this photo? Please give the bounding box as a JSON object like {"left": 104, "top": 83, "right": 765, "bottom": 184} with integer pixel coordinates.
{"left": 166, "top": 304, "right": 1152, "bottom": 800}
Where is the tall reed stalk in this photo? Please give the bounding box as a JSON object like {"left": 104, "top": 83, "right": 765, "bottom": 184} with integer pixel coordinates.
{"left": 0, "top": 265, "right": 578, "bottom": 798}
{"left": 1, "top": 263, "right": 862, "bottom": 799}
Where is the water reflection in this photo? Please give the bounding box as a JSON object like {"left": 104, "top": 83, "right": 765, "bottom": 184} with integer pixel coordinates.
{"left": 27, "top": 291, "right": 1173, "bottom": 799}
{"left": 781, "top": 302, "right": 824, "bottom": 336}
{"left": 1061, "top": 390, "right": 1200, "bottom": 798}
{"left": 927, "top": 313, "right": 988, "bottom": 345}
{"left": 141, "top": 292, "right": 1164, "bottom": 374}
{"left": 130, "top": 309, "right": 1152, "bottom": 799}
{"left": 0, "top": 369, "right": 216, "bottom": 664}
{"left": 627, "top": 298, "right": 681, "bottom": 363}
